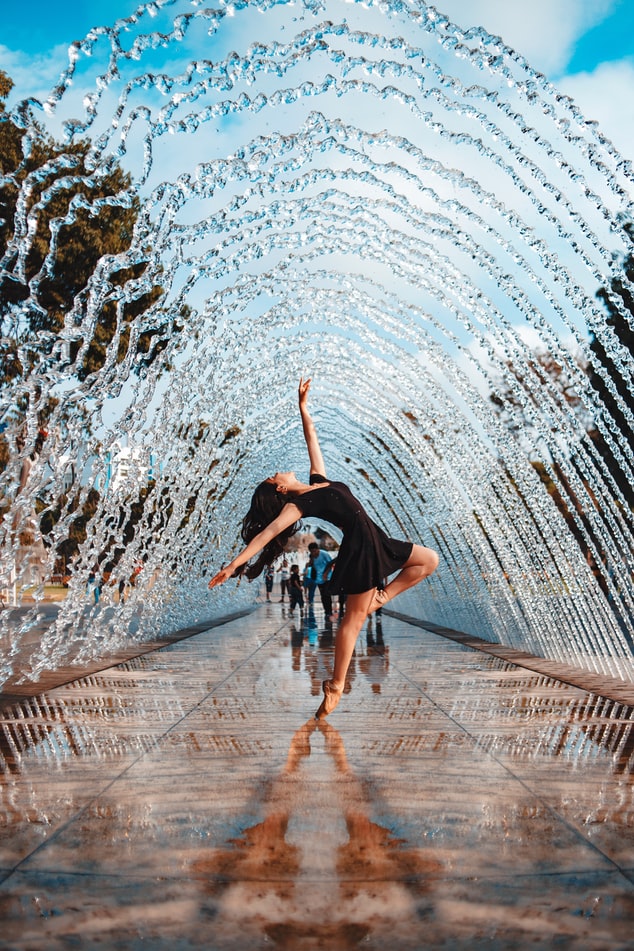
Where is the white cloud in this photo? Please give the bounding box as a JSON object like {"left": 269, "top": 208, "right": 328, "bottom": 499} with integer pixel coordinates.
{"left": 559, "top": 59, "right": 634, "bottom": 162}
{"left": 435, "top": 1, "right": 634, "bottom": 163}
{"left": 436, "top": 0, "right": 615, "bottom": 76}
{"left": 0, "top": 43, "right": 69, "bottom": 109}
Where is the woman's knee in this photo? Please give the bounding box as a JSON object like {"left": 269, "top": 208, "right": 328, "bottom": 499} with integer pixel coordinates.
{"left": 408, "top": 544, "right": 439, "bottom": 577}
{"left": 424, "top": 547, "right": 440, "bottom": 575}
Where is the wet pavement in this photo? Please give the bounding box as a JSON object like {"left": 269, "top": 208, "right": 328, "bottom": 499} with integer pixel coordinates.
{"left": 1, "top": 601, "right": 633, "bottom": 950}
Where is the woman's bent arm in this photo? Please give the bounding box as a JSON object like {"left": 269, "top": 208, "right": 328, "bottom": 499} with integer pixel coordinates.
{"left": 298, "top": 377, "right": 326, "bottom": 477}
{"left": 208, "top": 502, "right": 302, "bottom": 588}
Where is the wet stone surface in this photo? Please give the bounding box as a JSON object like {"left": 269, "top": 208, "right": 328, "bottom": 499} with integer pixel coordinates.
{"left": 0, "top": 603, "right": 633, "bottom": 950}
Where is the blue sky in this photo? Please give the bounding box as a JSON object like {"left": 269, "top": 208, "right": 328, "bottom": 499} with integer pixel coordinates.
{"left": 566, "top": 0, "right": 634, "bottom": 72}
{"left": 1, "top": 0, "right": 632, "bottom": 67}
{"left": 1, "top": 0, "right": 633, "bottom": 158}
{"left": 1, "top": 0, "right": 140, "bottom": 54}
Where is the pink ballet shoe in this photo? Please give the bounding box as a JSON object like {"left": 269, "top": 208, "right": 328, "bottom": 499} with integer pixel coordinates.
{"left": 315, "top": 679, "right": 343, "bottom": 720}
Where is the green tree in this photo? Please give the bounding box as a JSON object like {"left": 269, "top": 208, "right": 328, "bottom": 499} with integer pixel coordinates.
{"left": 0, "top": 69, "right": 176, "bottom": 385}
{"left": 0, "top": 68, "right": 185, "bottom": 578}
{"left": 37, "top": 487, "right": 101, "bottom": 576}
{"left": 488, "top": 350, "right": 613, "bottom": 593}
{"left": 488, "top": 349, "right": 592, "bottom": 454}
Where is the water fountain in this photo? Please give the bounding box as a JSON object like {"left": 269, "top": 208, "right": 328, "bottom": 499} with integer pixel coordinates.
{"left": 0, "top": 0, "right": 632, "bottom": 688}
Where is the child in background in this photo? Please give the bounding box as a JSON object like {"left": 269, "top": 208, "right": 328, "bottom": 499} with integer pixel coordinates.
{"left": 264, "top": 563, "right": 275, "bottom": 601}
{"left": 288, "top": 564, "right": 305, "bottom": 613}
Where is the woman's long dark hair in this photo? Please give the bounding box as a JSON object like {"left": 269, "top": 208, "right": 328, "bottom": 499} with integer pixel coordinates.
{"left": 236, "top": 480, "right": 301, "bottom": 580}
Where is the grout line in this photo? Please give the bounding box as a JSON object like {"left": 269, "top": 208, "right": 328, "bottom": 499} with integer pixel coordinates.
{"left": 0, "top": 607, "right": 258, "bottom": 710}
{"left": 0, "top": 616, "right": 288, "bottom": 884}
{"left": 387, "top": 615, "right": 634, "bottom": 889}
{"left": 386, "top": 611, "right": 634, "bottom": 710}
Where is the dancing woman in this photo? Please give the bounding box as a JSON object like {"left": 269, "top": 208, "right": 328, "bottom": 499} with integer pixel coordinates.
{"left": 208, "top": 379, "right": 439, "bottom": 718}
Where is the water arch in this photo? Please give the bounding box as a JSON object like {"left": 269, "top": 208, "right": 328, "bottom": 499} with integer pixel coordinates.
{"left": 1, "top": 0, "right": 632, "bottom": 686}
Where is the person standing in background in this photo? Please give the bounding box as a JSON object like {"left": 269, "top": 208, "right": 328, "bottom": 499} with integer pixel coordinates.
{"left": 288, "top": 564, "right": 305, "bottom": 614}
{"left": 303, "top": 556, "right": 317, "bottom": 604}
{"left": 278, "top": 557, "right": 290, "bottom": 602}
{"left": 264, "top": 563, "right": 275, "bottom": 601}
{"left": 307, "top": 542, "right": 333, "bottom": 617}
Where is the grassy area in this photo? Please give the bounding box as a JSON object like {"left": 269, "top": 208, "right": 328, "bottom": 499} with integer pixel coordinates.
{"left": 18, "top": 585, "right": 69, "bottom": 602}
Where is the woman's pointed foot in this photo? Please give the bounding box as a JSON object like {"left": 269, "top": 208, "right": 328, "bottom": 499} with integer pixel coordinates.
{"left": 315, "top": 679, "right": 343, "bottom": 720}
{"left": 369, "top": 587, "right": 388, "bottom": 614}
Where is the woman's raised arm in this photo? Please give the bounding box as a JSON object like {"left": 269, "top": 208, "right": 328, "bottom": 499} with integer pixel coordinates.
{"left": 298, "top": 377, "right": 326, "bottom": 477}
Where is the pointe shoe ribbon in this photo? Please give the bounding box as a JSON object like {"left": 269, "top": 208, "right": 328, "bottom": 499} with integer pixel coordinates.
{"left": 315, "top": 679, "right": 343, "bottom": 720}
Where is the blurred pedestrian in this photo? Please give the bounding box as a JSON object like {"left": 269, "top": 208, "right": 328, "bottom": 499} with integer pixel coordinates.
{"left": 288, "top": 563, "right": 304, "bottom": 613}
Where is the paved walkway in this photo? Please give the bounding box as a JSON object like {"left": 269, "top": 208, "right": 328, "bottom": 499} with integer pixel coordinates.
{"left": 0, "top": 601, "right": 633, "bottom": 950}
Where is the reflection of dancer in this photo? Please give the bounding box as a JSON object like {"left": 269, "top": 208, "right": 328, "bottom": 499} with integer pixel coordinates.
{"left": 191, "top": 719, "right": 439, "bottom": 944}
{"left": 359, "top": 613, "right": 389, "bottom": 694}
{"left": 209, "top": 378, "right": 439, "bottom": 719}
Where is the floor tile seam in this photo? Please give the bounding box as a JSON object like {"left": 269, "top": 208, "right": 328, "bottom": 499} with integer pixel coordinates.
{"left": 387, "top": 654, "right": 634, "bottom": 887}
{"left": 0, "top": 607, "right": 260, "bottom": 710}
{"left": 386, "top": 611, "right": 634, "bottom": 709}
{"left": 2, "top": 867, "right": 633, "bottom": 889}
{"left": 0, "top": 621, "right": 288, "bottom": 885}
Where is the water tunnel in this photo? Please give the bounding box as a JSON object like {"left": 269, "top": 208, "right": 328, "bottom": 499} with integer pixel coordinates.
{"left": 0, "top": 0, "right": 633, "bottom": 688}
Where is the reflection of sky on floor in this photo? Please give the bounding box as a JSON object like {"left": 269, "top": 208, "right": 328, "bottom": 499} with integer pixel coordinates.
{"left": 1, "top": 605, "right": 633, "bottom": 949}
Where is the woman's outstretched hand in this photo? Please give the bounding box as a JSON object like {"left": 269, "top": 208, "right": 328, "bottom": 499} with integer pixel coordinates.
{"left": 298, "top": 376, "right": 311, "bottom": 409}
{"left": 208, "top": 565, "right": 234, "bottom": 589}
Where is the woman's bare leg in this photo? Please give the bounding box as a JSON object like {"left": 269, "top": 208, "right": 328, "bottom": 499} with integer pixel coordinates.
{"left": 316, "top": 546, "right": 439, "bottom": 718}
{"left": 315, "top": 589, "right": 374, "bottom": 719}
{"left": 331, "top": 590, "right": 375, "bottom": 686}
{"left": 368, "top": 544, "right": 439, "bottom": 614}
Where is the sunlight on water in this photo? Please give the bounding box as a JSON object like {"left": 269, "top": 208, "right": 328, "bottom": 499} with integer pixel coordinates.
{"left": 0, "top": 0, "right": 633, "bottom": 685}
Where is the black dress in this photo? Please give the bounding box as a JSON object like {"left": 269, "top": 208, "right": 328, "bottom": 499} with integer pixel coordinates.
{"left": 292, "top": 474, "right": 413, "bottom": 596}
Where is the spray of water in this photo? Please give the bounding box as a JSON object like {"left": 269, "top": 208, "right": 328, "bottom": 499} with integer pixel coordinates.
{"left": 1, "top": 0, "right": 632, "bottom": 686}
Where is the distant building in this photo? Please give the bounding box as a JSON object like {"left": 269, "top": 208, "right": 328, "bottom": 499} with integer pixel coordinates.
{"left": 101, "top": 441, "right": 159, "bottom": 495}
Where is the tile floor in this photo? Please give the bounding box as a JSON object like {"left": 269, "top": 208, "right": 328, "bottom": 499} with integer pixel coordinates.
{"left": 0, "top": 603, "right": 633, "bottom": 950}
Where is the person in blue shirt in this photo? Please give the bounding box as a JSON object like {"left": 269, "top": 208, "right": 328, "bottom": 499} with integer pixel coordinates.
{"left": 307, "top": 542, "right": 333, "bottom": 617}
{"left": 209, "top": 378, "right": 439, "bottom": 719}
